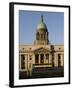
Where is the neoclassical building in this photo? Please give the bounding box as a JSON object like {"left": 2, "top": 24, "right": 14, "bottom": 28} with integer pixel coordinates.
{"left": 19, "top": 15, "right": 64, "bottom": 77}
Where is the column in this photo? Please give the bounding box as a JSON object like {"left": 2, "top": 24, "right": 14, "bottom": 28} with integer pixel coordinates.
{"left": 39, "top": 54, "right": 40, "bottom": 64}
{"left": 60, "top": 54, "right": 64, "bottom": 66}
{"left": 33, "top": 54, "right": 35, "bottom": 64}
{"left": 54, "top": 53, "right": 58, "bottom": 67}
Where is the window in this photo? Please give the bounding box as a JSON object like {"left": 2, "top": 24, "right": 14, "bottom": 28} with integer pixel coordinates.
{"left": 40, "top": 54, "right": 44, "bottom": 64}
{"left": 59, "top": 48, "right": 61, "bottom": 50}
{"left": 58, "top": 54, "right": 61, "bottom": 67}
{"left": 29, "top": 48, "right": 31, "bottom": 50}
{"left": 29, "top": 55, "right": 32, "bottom": 60}
{"left": 59, "top": 48, "right": 61, "bottom": 51}
{"left": 35, "top": 54, "right": 39, "bottom": 64}
{"left": 21, "top": 55, "right": 25, "bottom": 69}
{"left": 22, "top": 48, "right": 24, "bottom": 50}
{"left": 41, "top": 34, "right": 44, "bottom": 40}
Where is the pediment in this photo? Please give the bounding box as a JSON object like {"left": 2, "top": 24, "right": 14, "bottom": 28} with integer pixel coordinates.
{"left": 33, "top": 47, "right": 51, "bottom": 53}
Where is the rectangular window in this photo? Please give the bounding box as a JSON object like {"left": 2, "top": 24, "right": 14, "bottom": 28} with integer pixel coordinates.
{"left": 40, "top": 54, "right": 44, "bottom": 64}
{"left": 58, "top": 54, "right": 61, "bottom": 67}
{"left": 35, "top": 54, "right": 39, "bottom": 64}
{"left": 29, "top": 55, "right": 32, "bottom": 60}
{"left": 21, "top": 55, "right": 25, "bottom": 69}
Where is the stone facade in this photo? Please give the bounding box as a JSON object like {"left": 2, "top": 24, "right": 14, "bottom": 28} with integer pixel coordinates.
{"left": 19, "top": 45, "right": 64, "bottom": 72}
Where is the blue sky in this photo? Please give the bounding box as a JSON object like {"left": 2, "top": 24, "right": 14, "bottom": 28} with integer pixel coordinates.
{"left": 19, "top": 10, "right": 64, "bottom": 45}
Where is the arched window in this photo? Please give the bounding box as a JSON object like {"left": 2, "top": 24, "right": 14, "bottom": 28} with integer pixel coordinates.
{"left": 40, "top": 33, "right": 45, "bottom": 40}
{"left": 36, "top": 32, "right": 39, "bottom": 40}
{"left": 41, "top": 34, "right": 43, "bottom": 40}
{"left": 41, "top": 33, "right": 45, "bottom": 40}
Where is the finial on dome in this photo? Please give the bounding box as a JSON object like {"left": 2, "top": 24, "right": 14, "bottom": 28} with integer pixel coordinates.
{"left": 41, "top": 15, "right": 43, "bottom": 22}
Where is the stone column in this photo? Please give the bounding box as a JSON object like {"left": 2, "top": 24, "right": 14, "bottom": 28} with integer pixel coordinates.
{"left": 60, "top": 54, "right": 64, "bottom": 66}
{"left": 54, "top": 53, "right": 58, "bottom": 67}
{"left": 32, "top": 54, "right": 35, "bottom": 64}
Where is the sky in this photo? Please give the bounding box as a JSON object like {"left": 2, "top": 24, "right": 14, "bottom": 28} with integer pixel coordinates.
{"left": 19, "top": 10, "right": 64, "bottom": 45}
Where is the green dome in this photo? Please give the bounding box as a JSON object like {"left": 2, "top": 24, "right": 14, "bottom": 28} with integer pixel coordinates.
{"left": 37, "top": 15, "right": 47, "bottom": 30}
{"left": 37, "top": 22, "right": 47, "bottom": 30}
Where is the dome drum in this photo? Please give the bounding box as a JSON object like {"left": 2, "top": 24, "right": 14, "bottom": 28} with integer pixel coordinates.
{"left": 34, "top": 15, "right": 49, "bottom": 45}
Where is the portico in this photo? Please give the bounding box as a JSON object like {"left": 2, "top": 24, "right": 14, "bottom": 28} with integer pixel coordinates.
{"left": 35, "top": 53, "right": 52, "bottom": 65}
